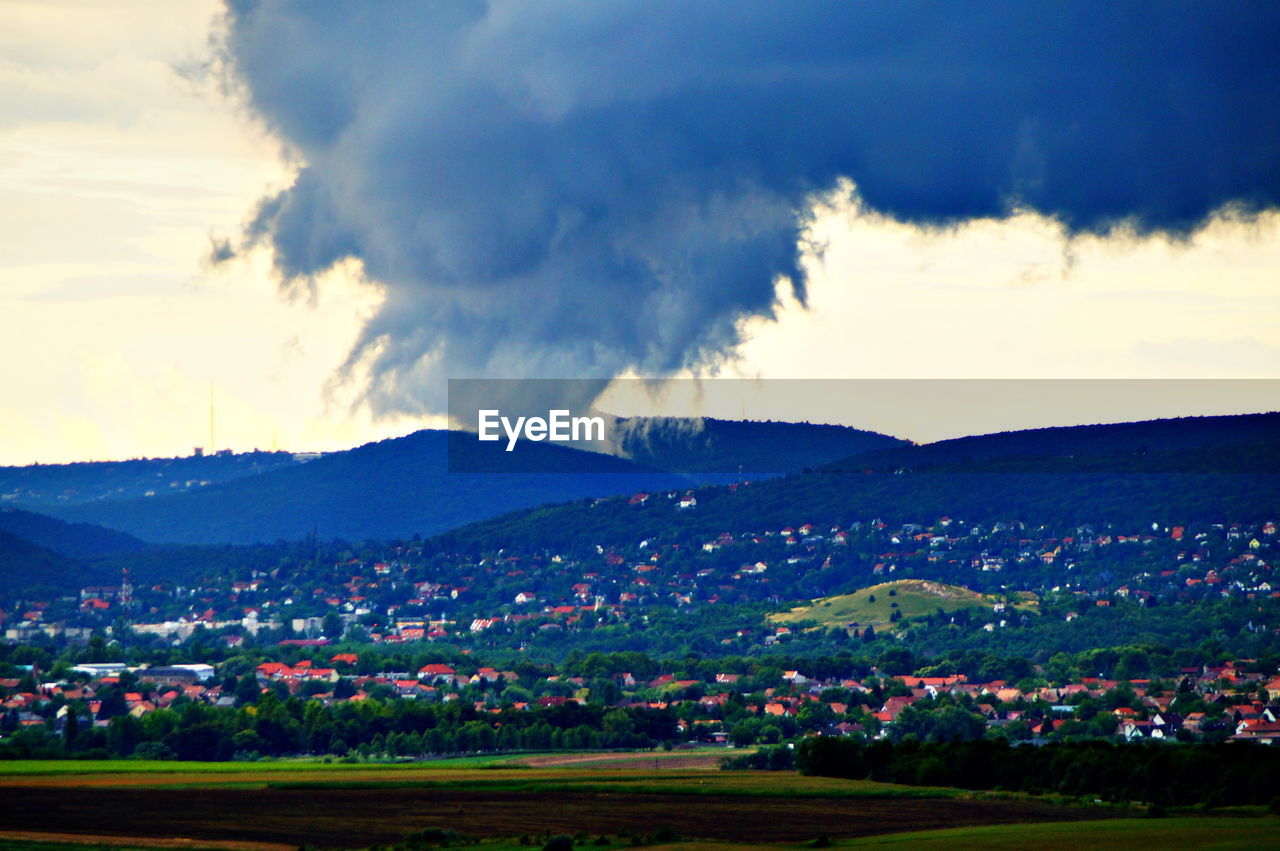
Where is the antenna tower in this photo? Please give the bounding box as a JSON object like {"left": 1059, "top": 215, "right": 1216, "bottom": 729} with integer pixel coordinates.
{"left": 119, "top": 567, "right": 133, "bottom": 612}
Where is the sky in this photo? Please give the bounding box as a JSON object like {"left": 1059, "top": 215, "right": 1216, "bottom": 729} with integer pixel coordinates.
{"left": 1, "top": 0, "right": 1277, "bottom": 466}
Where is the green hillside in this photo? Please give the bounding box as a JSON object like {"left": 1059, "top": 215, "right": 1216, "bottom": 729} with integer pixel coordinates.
{"left": 437, "top": 413, "right": 1280, "bottom": 555}
{"left": 49, "top": 430, "right": 686, "bottom": 545}
{"left": 771, "top": 579, "right": 1037, "bottom": 633}
{"left": 0, "top": 529, "right": 105, "bottom": 597}
{"left": 43, "top": 420, "right": 901, "bottom": 546}
{"left": 618, "top": 416, "right": 908, "bottom": 474}
{"left": 0, "top": 450, "right": 303, "bottom": 507}
{"left": 0, "top": 507, "right": 145, "bottom": 558}
{"left": 827, "top": 412, "right": 1280, "bottom": 474}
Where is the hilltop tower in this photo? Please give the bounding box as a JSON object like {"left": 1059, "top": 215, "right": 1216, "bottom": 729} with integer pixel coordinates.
{"left": 119, "top": 567, "right": 133, "bottom": 613}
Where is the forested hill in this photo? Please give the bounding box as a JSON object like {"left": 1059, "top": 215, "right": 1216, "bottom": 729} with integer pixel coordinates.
{"left": 0, "top": 530, "right": 105, "bottom": 598}
{"left": 47, "top": 430, "right": 688, "bottom": 545}
{"left": 36, "top": 420, "right": 904, "bottom": 547}
{"left": 0, "top": 508, "right": 145, "bottom": 558}
{"left": 826, "top": 412, "right": 1280, "bottom": 473}
{"left": 435, "top": 413, "right": 1280, "bottom": 553}
{"left": 0, "top": 450, "right": 304, "bottom": 507}
{"left": 616, "top": 417, "right": 908, "bottom": 474}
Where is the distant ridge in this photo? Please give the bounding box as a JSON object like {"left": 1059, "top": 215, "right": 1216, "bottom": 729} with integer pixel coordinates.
{"left": 824, "top": 412, "right": 1280, "bottom": 473}
{"left": 31, "top": 414, "right": 1275, "bottom": 549}
{"left": 42, "top": 420, "right": 904, "bottom": 546}
{"left": 0, "top": 529, "right": 103, "bottom": 597}
{"left": 616, "top": 417, "right": 908, "bottom": 474}
{"left": 47, "top": 430, "right": 686, "bottom": 545}
{"left": 0, "top": 508, "right": 145, "bottom": 558}
{"left": 0, "top": 450, "right": 303, "bottom": 507}
{"left": 435, "top": 412, "right": 1280, "bottom": 552}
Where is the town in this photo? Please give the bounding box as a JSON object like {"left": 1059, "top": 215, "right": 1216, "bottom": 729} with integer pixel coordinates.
{"left": 2, "top": 493, "right": 1278, "bottom": 761}
{"left": 5, "top": 489, "right": 1276, "bottom": 653}
{"left": 4, "top": 643, "right": 1280, "bottom": 762}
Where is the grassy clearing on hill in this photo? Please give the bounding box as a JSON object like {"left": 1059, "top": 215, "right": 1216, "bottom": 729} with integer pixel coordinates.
{"left": 770, "top": 579, "right": 1037, "bottom": 632}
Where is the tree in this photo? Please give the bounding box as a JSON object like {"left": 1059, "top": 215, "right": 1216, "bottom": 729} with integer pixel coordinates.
{"left": 62, "top": 705, "right": 79, "bottom": 752}
{"left": 588, "top": 678, "right": 621, "bottom": 706}
{"left": 1087, "top": 713, "right": 1118, "bottom": 738}
{"left": 169, "top": 722, "right": 228, "bottom": 761}
{"left": 131, "top": 740, "right": 176, "bottom": 761}
{"left": 877, "top": 648, "right": 915, "bottom": 676}
{"left": 796, "top": 701, "right": 835, "bottom": 730}
{"left": 235, "top": 675, "right": 262, "bottom": 706}
{"left": 321, "top": 611, "right": 343, "bottom": 639}
{"left": 602, "top": 709, "right": 634, "bottom": 739}
{"left": 232, "top": 728, "right": 264, "bottom": 755}
{"left": 729, "top": 719, "right": 760, "bottom": 747}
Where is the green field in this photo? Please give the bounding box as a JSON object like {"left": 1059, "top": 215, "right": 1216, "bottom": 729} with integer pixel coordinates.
{"left": 770, "top": 579, "right": 1037, "bottom": 632}
{"left": 0, "top": 759, "right": 1272, "bottom": 849}
{"left": 630, "top": 816, "right": 1280, "bottom": 849}
{"left": 1, "top": 814, "right": 1275, "bottom": 851}
{"left": 834, "top": 815, "right": 1280, "bottom": 848}
{"left": 0, "top": 761, "right": 1108, "bottom": 847}
{"left": 0, "top": 759, "right": 956, "bottom": 798}
{"left": 0, "top": 754, "right": 517, "bottom": 776}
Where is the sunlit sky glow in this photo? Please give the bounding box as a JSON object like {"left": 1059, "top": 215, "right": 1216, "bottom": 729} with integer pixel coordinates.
{"left": 0, "top": 1, "right": 1276, "bottom": 465}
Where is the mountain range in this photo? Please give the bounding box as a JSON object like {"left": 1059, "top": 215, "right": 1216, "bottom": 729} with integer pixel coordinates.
{"left": 436, "top": 413, "right": 1280, "bottom": 553}
{"left": 19, "top": 419, "right": 902, "bottom": 546}
{"left": 0, "top": 412, "right": 1274, "bottom": 598}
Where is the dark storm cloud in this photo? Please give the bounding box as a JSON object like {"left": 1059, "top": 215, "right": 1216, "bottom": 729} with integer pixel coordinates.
{"left": 218, "top": 0, "right": 1280, "bottom": 415}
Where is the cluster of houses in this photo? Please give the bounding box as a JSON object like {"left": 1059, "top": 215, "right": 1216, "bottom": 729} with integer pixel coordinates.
{"left": 1, "top": 510, "right": 1275, "bottom": 653}
{"left": 1, "top": 662, "right": 219, "bottom": 730}
{"left": 7, "top": 652, "right": 1280, "bottom": 747}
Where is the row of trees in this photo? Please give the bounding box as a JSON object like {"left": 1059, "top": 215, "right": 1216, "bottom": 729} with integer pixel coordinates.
{"left": 5, "top": 638, "right": 1273, "bottom": 727}
{"left": 0, "top": 692, "right": 677, "bottom": 762}
{"left": 793, "top": 737, "right": 1280, "bottom": 807}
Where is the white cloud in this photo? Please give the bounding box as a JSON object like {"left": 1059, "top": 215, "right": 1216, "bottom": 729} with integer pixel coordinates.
{"left": 0, "top": 0, "right": 429, "bottom": 464}
{"left": 730, "top": 190, "right": 1280, "bottom": 383}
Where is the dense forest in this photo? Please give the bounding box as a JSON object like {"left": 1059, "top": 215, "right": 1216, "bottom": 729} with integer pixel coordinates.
{"left": 440, "top": 413, "right": 1279, "bottom": 553}
{"left": 792, "top": 737, "right": 1280, "bottom": 808}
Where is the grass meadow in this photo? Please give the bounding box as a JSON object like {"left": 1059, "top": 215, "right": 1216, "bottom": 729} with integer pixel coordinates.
{"left": 0, "top": 757, "right": 1273, "bottom": 849}
{"left": 769, "top": 579, "right": 1037, "bottom": 633}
